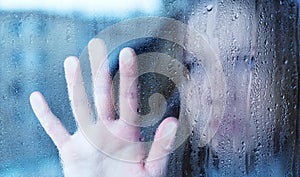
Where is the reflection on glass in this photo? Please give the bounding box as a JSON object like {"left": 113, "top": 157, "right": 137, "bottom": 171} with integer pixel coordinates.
{"left": 0, "top": 0, "right": 299, "bottom": 176}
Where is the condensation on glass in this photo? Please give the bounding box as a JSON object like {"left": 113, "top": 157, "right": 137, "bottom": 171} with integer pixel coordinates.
{"left": 173, "top": 1, "right": 299, "bottom": 177}
{"left": 0, "top": 0, "right": 299, "bottom": 176}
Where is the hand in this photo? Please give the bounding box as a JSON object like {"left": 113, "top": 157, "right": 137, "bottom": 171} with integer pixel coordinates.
{"left": 30, "top": 38, "right": 179, "bottom": 177}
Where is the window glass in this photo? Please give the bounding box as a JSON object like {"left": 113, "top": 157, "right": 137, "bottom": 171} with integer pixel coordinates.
{"left": 0, "top": 0, "right": 299, "bottom": 176}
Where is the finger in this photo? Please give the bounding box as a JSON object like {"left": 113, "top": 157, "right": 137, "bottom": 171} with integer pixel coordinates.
{"left": 88, "top": 38, "right": 114, "bottom": 121}
{"left": 146, "top": 117, "right": 178, "bottom": 175}
{"left": 119, "top": 48, "right": 139, "bottom": 125}
{"left": 64, "top": 57, "right": 92, "bottom": 128}
{"left": 30, "top": 91, "right": 70, "bottom": 149}
{"left": 88, "top": 38, "right": 107, "bottom": 81}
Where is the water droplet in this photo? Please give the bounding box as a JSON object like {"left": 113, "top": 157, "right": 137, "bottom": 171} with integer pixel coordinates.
{"left": 139, "top": 137, "right": 145, "bottom": 142}
{"left": 206, "top": 4, "right": 213, "bottom": 12}
{"left": 232, "top": 13, "right": 239, "bottom": 21}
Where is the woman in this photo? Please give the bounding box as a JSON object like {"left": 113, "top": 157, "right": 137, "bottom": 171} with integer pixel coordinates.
{"left": 30, "top": 1, "right": 299, "bottom": 176}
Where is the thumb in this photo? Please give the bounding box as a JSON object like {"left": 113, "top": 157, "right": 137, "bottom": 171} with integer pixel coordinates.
{"left": 145, "top": 117, "right": 178, "bottom": 176}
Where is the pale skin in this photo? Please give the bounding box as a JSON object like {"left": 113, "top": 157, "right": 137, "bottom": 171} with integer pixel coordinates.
{"left": 30, "top": 38, "right": 179, "bottom": 177}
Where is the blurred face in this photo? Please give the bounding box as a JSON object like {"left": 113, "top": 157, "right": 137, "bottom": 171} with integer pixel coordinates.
{"left": 182, "top": 2, "right": 298, "bottom": 176}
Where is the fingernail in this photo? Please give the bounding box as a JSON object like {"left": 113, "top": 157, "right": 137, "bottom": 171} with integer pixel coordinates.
{"left": 30, "top": 92, "right": 48, "bottom": 125}
{"left": 65, "top": 57, "right": 78, "bottom": 85}
{"left": 68, "top": 58, "right": 78, "bottom": 74}
{"left": 120, "top": 48, "right": 134, "bottom": 66}
{"left": 163, "top": 122, "right": 178, "bottom": 136}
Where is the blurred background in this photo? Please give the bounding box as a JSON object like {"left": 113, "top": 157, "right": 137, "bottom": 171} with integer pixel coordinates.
{"left": 0, "top": 0, "right": 299, "bottom": 176}
{"left": 0, "top": 0, "right": 188, "bottom": 176}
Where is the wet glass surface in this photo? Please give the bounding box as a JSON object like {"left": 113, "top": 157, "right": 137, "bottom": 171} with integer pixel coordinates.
{"left": 0, "top": 0, "right": 299, "bottom": 176}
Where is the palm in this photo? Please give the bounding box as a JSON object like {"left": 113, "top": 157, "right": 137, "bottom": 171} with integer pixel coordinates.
{"left": 30, "top": 38, "right": 178, "bottom": 177}
{"left": 58, "top": 131, "right": 146, "bottom": 177}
